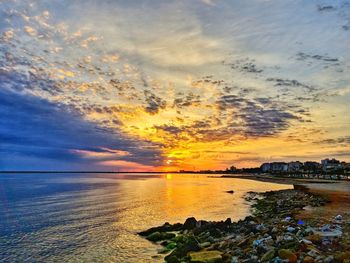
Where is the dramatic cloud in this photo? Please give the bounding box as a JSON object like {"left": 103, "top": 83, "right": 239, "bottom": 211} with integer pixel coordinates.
{"left": 0, "top": 87, "right": 163, "bottom": 170}
{"left": 0, "top": 0, "right": 349, "bottom": 170}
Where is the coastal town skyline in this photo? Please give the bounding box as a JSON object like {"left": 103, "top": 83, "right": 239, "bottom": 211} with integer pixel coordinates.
{"left": 1, "top": 0, "right": 350, "bottom": 172}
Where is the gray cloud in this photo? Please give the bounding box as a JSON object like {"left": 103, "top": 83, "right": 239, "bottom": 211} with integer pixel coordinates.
{"left": 143, "top": 90, "right": 167, "bottom": 114}
{"left": 173, "top": 92, "right": 201, "bottom": 108}
{"left": 316, "top": 136, "right": 350, "bottom": 146}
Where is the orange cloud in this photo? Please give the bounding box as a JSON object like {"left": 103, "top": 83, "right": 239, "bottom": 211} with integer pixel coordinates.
{"left": 98, "top": 160, "right": 156, "bottom": 172}
{"left": 71, "top": 148, "right": 130, "bottom": 158}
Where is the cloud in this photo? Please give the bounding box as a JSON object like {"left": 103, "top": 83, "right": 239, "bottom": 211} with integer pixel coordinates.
{"left": 0, "top": 0, "right": 349, "bottom": 170}
{"left": 173, "top": 92, "right": 201, "bottom": 108}
{"left": 143, "top": 90, "right": 167, "bottom": 114}
{"left": 0, "top": 87, "right": 163, "bottom": 170}
{"left": 217, "top": 94, "right": 301, "bottom": 137}
{"left": 199, "top": 0, "right": 216, "bottom": 6}
{"left": 266, "top": 78, "right": 316, "bottom": 92}
{"left": 316, "top": 136, "right": 350, "bottom": 146}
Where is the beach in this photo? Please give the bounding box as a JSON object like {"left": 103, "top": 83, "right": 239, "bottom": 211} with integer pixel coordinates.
{"left": 140, "top": 177, "right": 350, "bottom": 262}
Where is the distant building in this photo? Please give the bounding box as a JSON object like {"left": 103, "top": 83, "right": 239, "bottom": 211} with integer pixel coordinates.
{"left": 259, "top": 158, "right": 348, "bottom": 175}
{"left": 303, "top": 161, "right": 321, "bottom": 172}
{"left": 288, "top": 161, "right": 303, "bottom": 172}
{"left": 271, "top": 162, "right": 288, "bottom": 173}
{"left": 321, "top": 158, "right": 341, "bottom": 171}
{"left": 260, "top": 163, "right": 271, "bottom": 173}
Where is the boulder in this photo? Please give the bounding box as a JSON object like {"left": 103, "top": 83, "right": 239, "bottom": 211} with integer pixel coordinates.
{"left": 139, "top": 222, "right": 183, "bottom": 236}
{"left": 189, "top": 250, "right": 223, "bottom": 263}
{"left": 184, "top": 217, "right": 198, "bottom": 230}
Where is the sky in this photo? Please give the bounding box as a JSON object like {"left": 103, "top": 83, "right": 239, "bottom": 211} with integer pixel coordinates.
{"left": 0, "top": 0, "right": 349, "bottom": 171}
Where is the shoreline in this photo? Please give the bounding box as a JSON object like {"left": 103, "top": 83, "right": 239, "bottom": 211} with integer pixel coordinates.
{"left": 140, "top": 182, "right": 350, "bottom": 262}
{"left": 219, "top": 174, "right": 340, "bottom": 185}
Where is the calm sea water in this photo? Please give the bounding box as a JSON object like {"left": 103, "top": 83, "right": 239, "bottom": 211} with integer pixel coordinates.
{"left": 0, "top": 173, "right": 292, "bottom": 262}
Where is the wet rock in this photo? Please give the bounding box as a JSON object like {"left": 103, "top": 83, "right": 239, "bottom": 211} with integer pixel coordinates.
{"left": 140, "top": 189, "right": 340, "bottom": 263}
{"left": 165, "top": 235, "right": 200, "bottom": 261}
{"left": 226, "top": 190, "right": 234, "bottom": 194}
{"left": 158, "top": 247, "right": 171, "bottom": 254}
{"left": 188, "top": 250, "right": 223, "bottom": 263}
{"left": 166, "top": 242, "right": 177, "bottom": 250}
{"left": 146, "top": 231, "right": 175, "bottom": 242}
{"left": 166, "top": 255, "right": 181, "bottom": 263}
{"left": 139, "top": 222, "right": 183, "bottom": 236}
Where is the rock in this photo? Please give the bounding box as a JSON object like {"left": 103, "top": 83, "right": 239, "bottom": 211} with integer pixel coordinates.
{"left": 158, "top": 247, "right": 171, "bottom": 254}
{"left": 303, "top": 256, "right": 314, "bottom": 263}
{"left": 146, "top": 232, "right": 162, "bottom": 241}
{"left": 184, "top": 217, "right": 198, "bottom": 230}
{"left": 324, "top": 255, "right": 334, "bottom": 263}
{"left": 163, "top": 232, "right": 176, "bottom": 239}
{"left": 224, "top": 218, "right": 232, "bottom": 225}
{"left": 305, "top": 234, "right": 322, "bottom": 244}
{"left": 173, "top": 234, "right": 185, "bottom": 243}
{"left": 146, "top": 231, "right": 175, "bottom": 242}
{"left": 307, "top": 249, "right": 319, "bottom": 258}
{"left": 139, "top": 222, "right": 183, "bottom": 236}
{"left": 261, "top": 249, "right": 276, "bottom": 262}
{"left": 200, "top": 242, "right": 211, "bottom": 248}
{"left": 189, "top": 250, "right": 223, "bottom": 263}
{"left": 231, "top": 256, "right": 238, "bottom": 263}
{"left": 334, "top": 252, "right": 350, "bottom": 262}
{"left": 165, "top": 235, "right": 200, "bottom": 261}
{"left": 161, "top": 240, "right": 170, "bottom": 246}
{"left": 226, "top": 190, "right": 234, "bottom": 194}
{"left": 166, "top": 242, "right": 177, "bottom": 250}
{"left": 237, "top": 237, "right": 250, "bottom": 247}
{"left": 287, "top": 226, "right": 296, "bottom": 232}
{"left": 256, "top": 224, "right": 267, "bottom": 232}
{"left": 302, "top": 239, "right": 313, "bottom": 245}
{"left": 271, "top": 227, "right": 278, "bottom": 234}
{"left": 335, "top": 215, "right": 342, "bottom": 221}
{"left": 284, "top": 216, "right": 292, "bottom": 222}
{"left": 166, "top": 255, "right": 180, "bottom": 263}
{"left": 209, "top": 228, "right": 222, "bottom": 238}
{"left": 278, "top": 249, "right": 297, "bottom": 263}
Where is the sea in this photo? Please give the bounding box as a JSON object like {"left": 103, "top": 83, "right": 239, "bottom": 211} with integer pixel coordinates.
{"left": 0, "top": 173, "right": 292, "bottom": 262}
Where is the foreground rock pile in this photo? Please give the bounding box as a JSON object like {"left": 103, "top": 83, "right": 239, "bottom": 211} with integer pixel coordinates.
{"left": 139, "top": 189, "right": 350, "bottom": 263}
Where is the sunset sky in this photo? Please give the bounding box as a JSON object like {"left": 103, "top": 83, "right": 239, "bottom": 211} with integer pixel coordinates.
{"left": 1, "top": 0, "right": 349, "bottom": 171}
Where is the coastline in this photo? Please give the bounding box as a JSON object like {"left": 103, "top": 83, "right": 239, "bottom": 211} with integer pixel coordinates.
{"left": 220, "top": 174, "right": 340, "bottom": 185}
{"left": 140, "top": 178, "right": 350, "bottom": 262}
{"left": 223, "top": 174, "right": 350, "bottom": 220}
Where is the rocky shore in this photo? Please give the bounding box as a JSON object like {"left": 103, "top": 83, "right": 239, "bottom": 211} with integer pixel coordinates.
{"left": 139, "top": 189, "right": 350, "bottom": 263}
